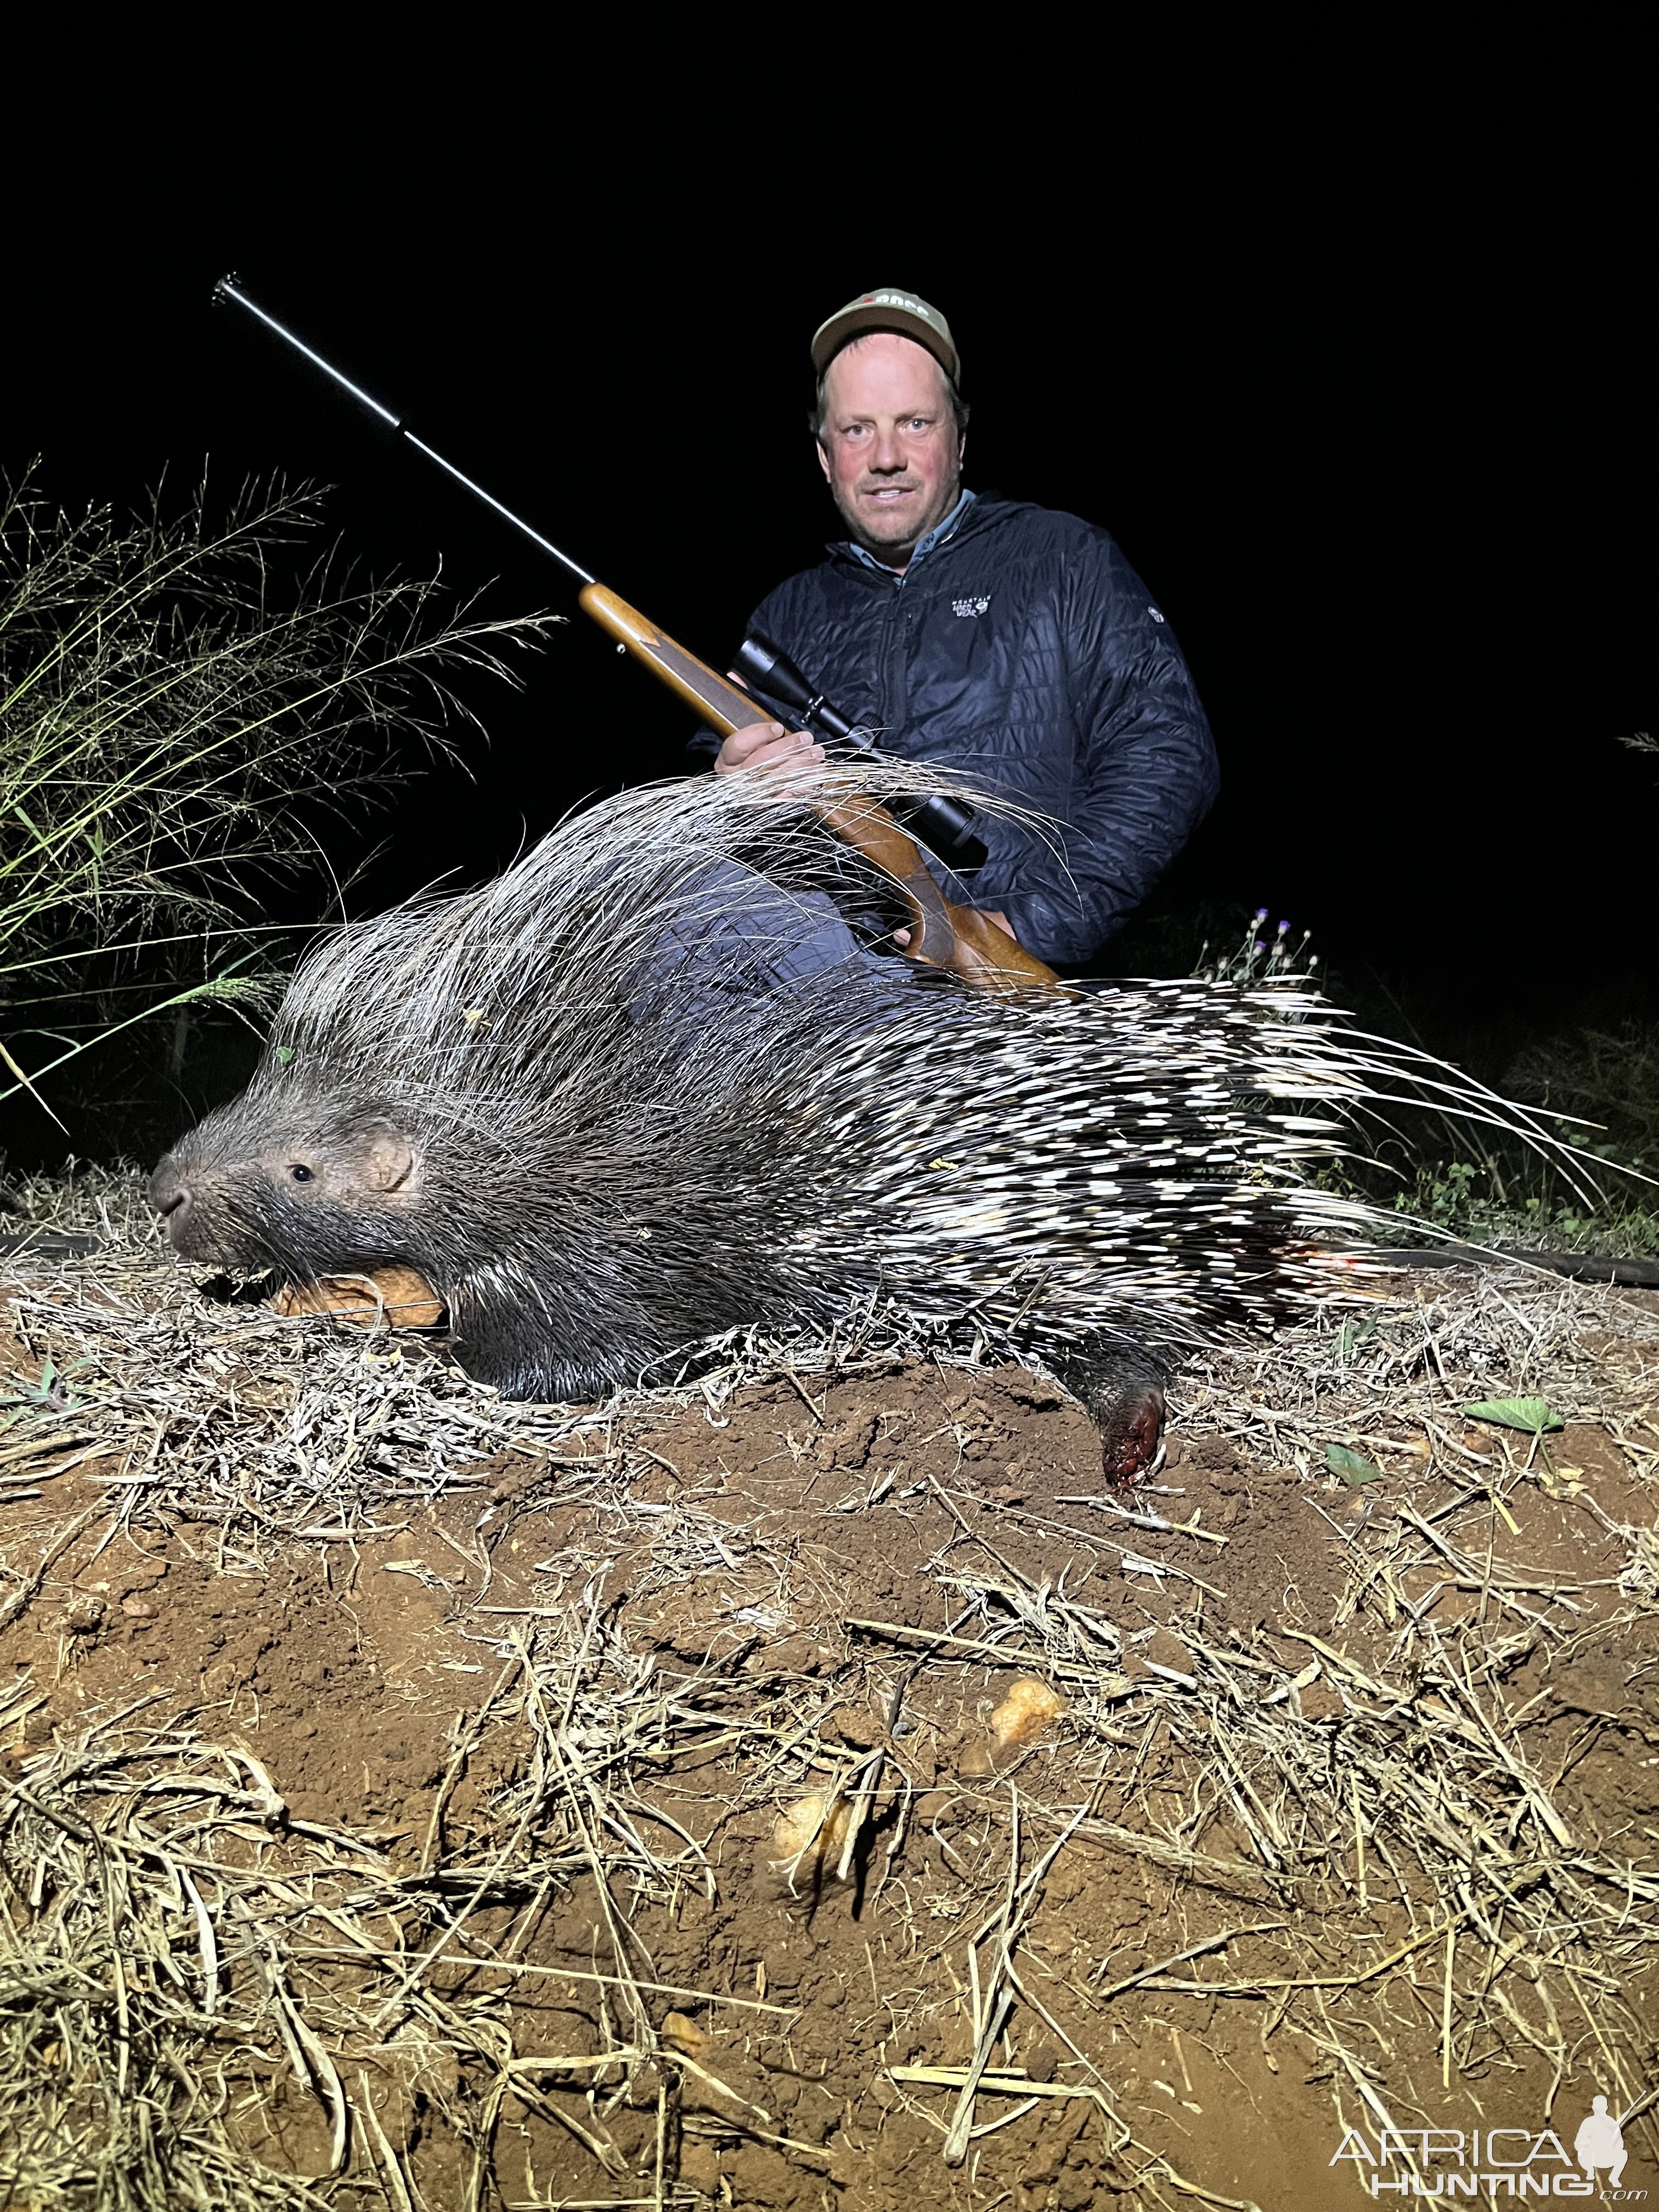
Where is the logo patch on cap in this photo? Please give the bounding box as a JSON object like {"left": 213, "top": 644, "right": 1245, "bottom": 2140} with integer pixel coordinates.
{"left": 861, "top": 291, "right": 935, "bottom": 325}
{"left": 811, "top": 288, "right": 959, "bottom": 380}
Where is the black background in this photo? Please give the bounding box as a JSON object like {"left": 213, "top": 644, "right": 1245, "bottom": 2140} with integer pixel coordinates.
{"left": 5, "top": 29, "right": 1652, "bottom": 1155}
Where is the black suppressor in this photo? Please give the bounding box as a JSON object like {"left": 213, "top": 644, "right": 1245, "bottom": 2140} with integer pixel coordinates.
{"left": 733, "top": 633, "right": 988, "bottom": 877}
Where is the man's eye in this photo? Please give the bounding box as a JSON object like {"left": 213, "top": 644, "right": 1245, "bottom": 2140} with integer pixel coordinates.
{"left": 289, "top": 1165, "right": 314, "bottom": 1184}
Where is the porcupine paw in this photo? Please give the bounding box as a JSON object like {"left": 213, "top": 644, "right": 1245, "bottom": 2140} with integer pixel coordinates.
{"left": 1094, "top": 1381, "right": 1166, "bottom": 1488}
{"left": 1053, "top": 1336, "right": 1167, "bottom": 1491}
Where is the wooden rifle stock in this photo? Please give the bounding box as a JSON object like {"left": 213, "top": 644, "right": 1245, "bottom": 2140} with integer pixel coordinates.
{"left": 578, "top": 582, "right": 1060, "bottom": 991}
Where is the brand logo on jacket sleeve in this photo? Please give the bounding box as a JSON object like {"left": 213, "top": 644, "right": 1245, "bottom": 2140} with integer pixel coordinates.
{"left": 952, "top": 595, "right": 992, "bottom": 618}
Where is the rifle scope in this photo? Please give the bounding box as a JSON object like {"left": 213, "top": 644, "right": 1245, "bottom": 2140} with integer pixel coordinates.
{"left": 732, "top": 634, "right": 987, "bottom": 876}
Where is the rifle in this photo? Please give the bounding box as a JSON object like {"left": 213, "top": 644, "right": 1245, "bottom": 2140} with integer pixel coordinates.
{"left": 731, "top": 630, "right": 988, "bottom": 876}
{"left": 211, "top": 278, "right": 1058, "bottom": 992}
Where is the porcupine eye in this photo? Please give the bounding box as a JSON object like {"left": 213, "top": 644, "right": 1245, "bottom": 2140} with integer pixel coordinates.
{"left": 288, "top": 1164, "right": 315, "bottom": 1184}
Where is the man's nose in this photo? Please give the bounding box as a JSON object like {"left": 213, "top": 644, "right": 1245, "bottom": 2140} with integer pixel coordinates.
{"left": 869, "top": 424, "right": 907, "bottom": 472}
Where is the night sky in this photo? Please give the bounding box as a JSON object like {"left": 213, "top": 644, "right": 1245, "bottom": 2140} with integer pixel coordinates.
{"left": 9, "top": 41, "right": 1653, "bottom": 1126}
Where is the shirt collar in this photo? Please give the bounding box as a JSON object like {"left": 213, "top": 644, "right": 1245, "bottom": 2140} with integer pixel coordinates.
{"left": 839, "top": 488, "right": 977, "bottom": 583}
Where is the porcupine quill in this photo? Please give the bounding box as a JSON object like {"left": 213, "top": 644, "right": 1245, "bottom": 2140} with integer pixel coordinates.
{"left": 150, "top": 760, "right": 1604, "bottom": 1483}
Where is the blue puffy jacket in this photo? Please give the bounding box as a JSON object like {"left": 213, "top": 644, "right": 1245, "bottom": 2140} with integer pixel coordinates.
{"left": 742, "top": 492, "right": 1219, "bottom": 965}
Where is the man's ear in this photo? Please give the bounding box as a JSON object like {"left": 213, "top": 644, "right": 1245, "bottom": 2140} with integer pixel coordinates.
{"left": 360, "top": 1126, "right": 418, "bottom": 1193}
{"left": 815, "top": 436, "right": 832, "bottom": 484}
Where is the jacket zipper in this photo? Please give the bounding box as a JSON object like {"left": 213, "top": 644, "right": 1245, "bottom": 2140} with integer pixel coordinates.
{"left": 879, "top": 579, "right": 911, "bottom": 741}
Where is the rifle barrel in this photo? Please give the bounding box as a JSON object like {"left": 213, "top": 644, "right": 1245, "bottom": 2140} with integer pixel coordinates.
{"left": 211, "top": 276, "right": 595, "bottom": 585}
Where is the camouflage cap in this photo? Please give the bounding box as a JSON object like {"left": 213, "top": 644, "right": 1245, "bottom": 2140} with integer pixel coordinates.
{"left": 810, "top": 288, "right": 960, "bottom": 383}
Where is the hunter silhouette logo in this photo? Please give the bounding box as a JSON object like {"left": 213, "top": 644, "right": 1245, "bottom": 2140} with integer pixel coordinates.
{"left": 1575, "top": 2097, "right": 1629, "bottom": 2191}
{"left": 1330, "top": 2097, "right": 1646, "bottom": 2195}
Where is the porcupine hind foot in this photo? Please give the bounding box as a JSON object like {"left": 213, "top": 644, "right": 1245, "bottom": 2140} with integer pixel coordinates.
{"left": 1052, "top": 1338, "right": 1167, "bottom": 1490}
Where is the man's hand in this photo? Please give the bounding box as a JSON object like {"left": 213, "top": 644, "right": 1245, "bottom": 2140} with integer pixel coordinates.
{"left": 715, "top": 720, "right": 824, "bottom": 775}
{"left": 711, "top": 711, "right": 1019, "bottom": 953}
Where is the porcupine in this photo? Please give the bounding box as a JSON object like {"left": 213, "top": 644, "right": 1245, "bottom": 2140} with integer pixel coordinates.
{"left": 148, "top": 763, "right": 1568, "bottom": 1480}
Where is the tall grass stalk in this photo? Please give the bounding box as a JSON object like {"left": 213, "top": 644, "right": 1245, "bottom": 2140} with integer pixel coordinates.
{"left": 0, "top": 472, "right": 553, "bottom": 1116}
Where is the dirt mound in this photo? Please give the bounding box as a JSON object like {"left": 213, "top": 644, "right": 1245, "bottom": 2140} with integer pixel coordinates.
{"left": 3, "top": 1216, "right": 1658, "bottom": 2208}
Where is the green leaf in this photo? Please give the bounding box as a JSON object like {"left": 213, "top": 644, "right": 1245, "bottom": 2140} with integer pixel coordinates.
{"left": 1462, "top": 1397, "right": 1564, "bottom": 1434}
{"left": 1327, "top": 1443, "right": 1383, "bottom": 1487}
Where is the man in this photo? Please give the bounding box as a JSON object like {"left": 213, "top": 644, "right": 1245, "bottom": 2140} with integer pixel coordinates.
{"left": 716, "top": 289, "right": 1219, "bottom": 966}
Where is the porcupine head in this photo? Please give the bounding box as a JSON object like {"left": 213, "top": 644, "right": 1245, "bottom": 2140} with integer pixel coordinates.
{"left": 148, "top": 1029, "right": 792, "bottom": 1409}
{"left": 150, "top": 1064, "right": 431, "bottom": 1313}
{"left": 144, "top": 823, "right": 836, "bottom": 1412}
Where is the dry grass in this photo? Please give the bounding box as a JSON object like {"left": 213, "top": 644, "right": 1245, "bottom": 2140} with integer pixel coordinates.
{"left": 2, "top": 1171, "right": 1658, "bottom": 2205}
{"left": 1, "top": 1167, "right": 1000, "bottom": 1533}
{"left": 0, "top": 473, "right": 554, "bottom": 1126}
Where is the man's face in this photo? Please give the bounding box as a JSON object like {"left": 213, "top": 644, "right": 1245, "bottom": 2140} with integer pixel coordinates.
{"left": 816, "top": 332, "right": 964, "bottom": 565}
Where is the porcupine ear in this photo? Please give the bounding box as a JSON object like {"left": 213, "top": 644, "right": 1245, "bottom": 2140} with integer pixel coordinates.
{"left": 357, "top": 1122, "right": 419, "bottom": 1194}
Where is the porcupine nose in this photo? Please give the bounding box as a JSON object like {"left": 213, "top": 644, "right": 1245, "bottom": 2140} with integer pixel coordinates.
{"left": 149, "top": 1158, "right": 193, "bottom": 1237}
